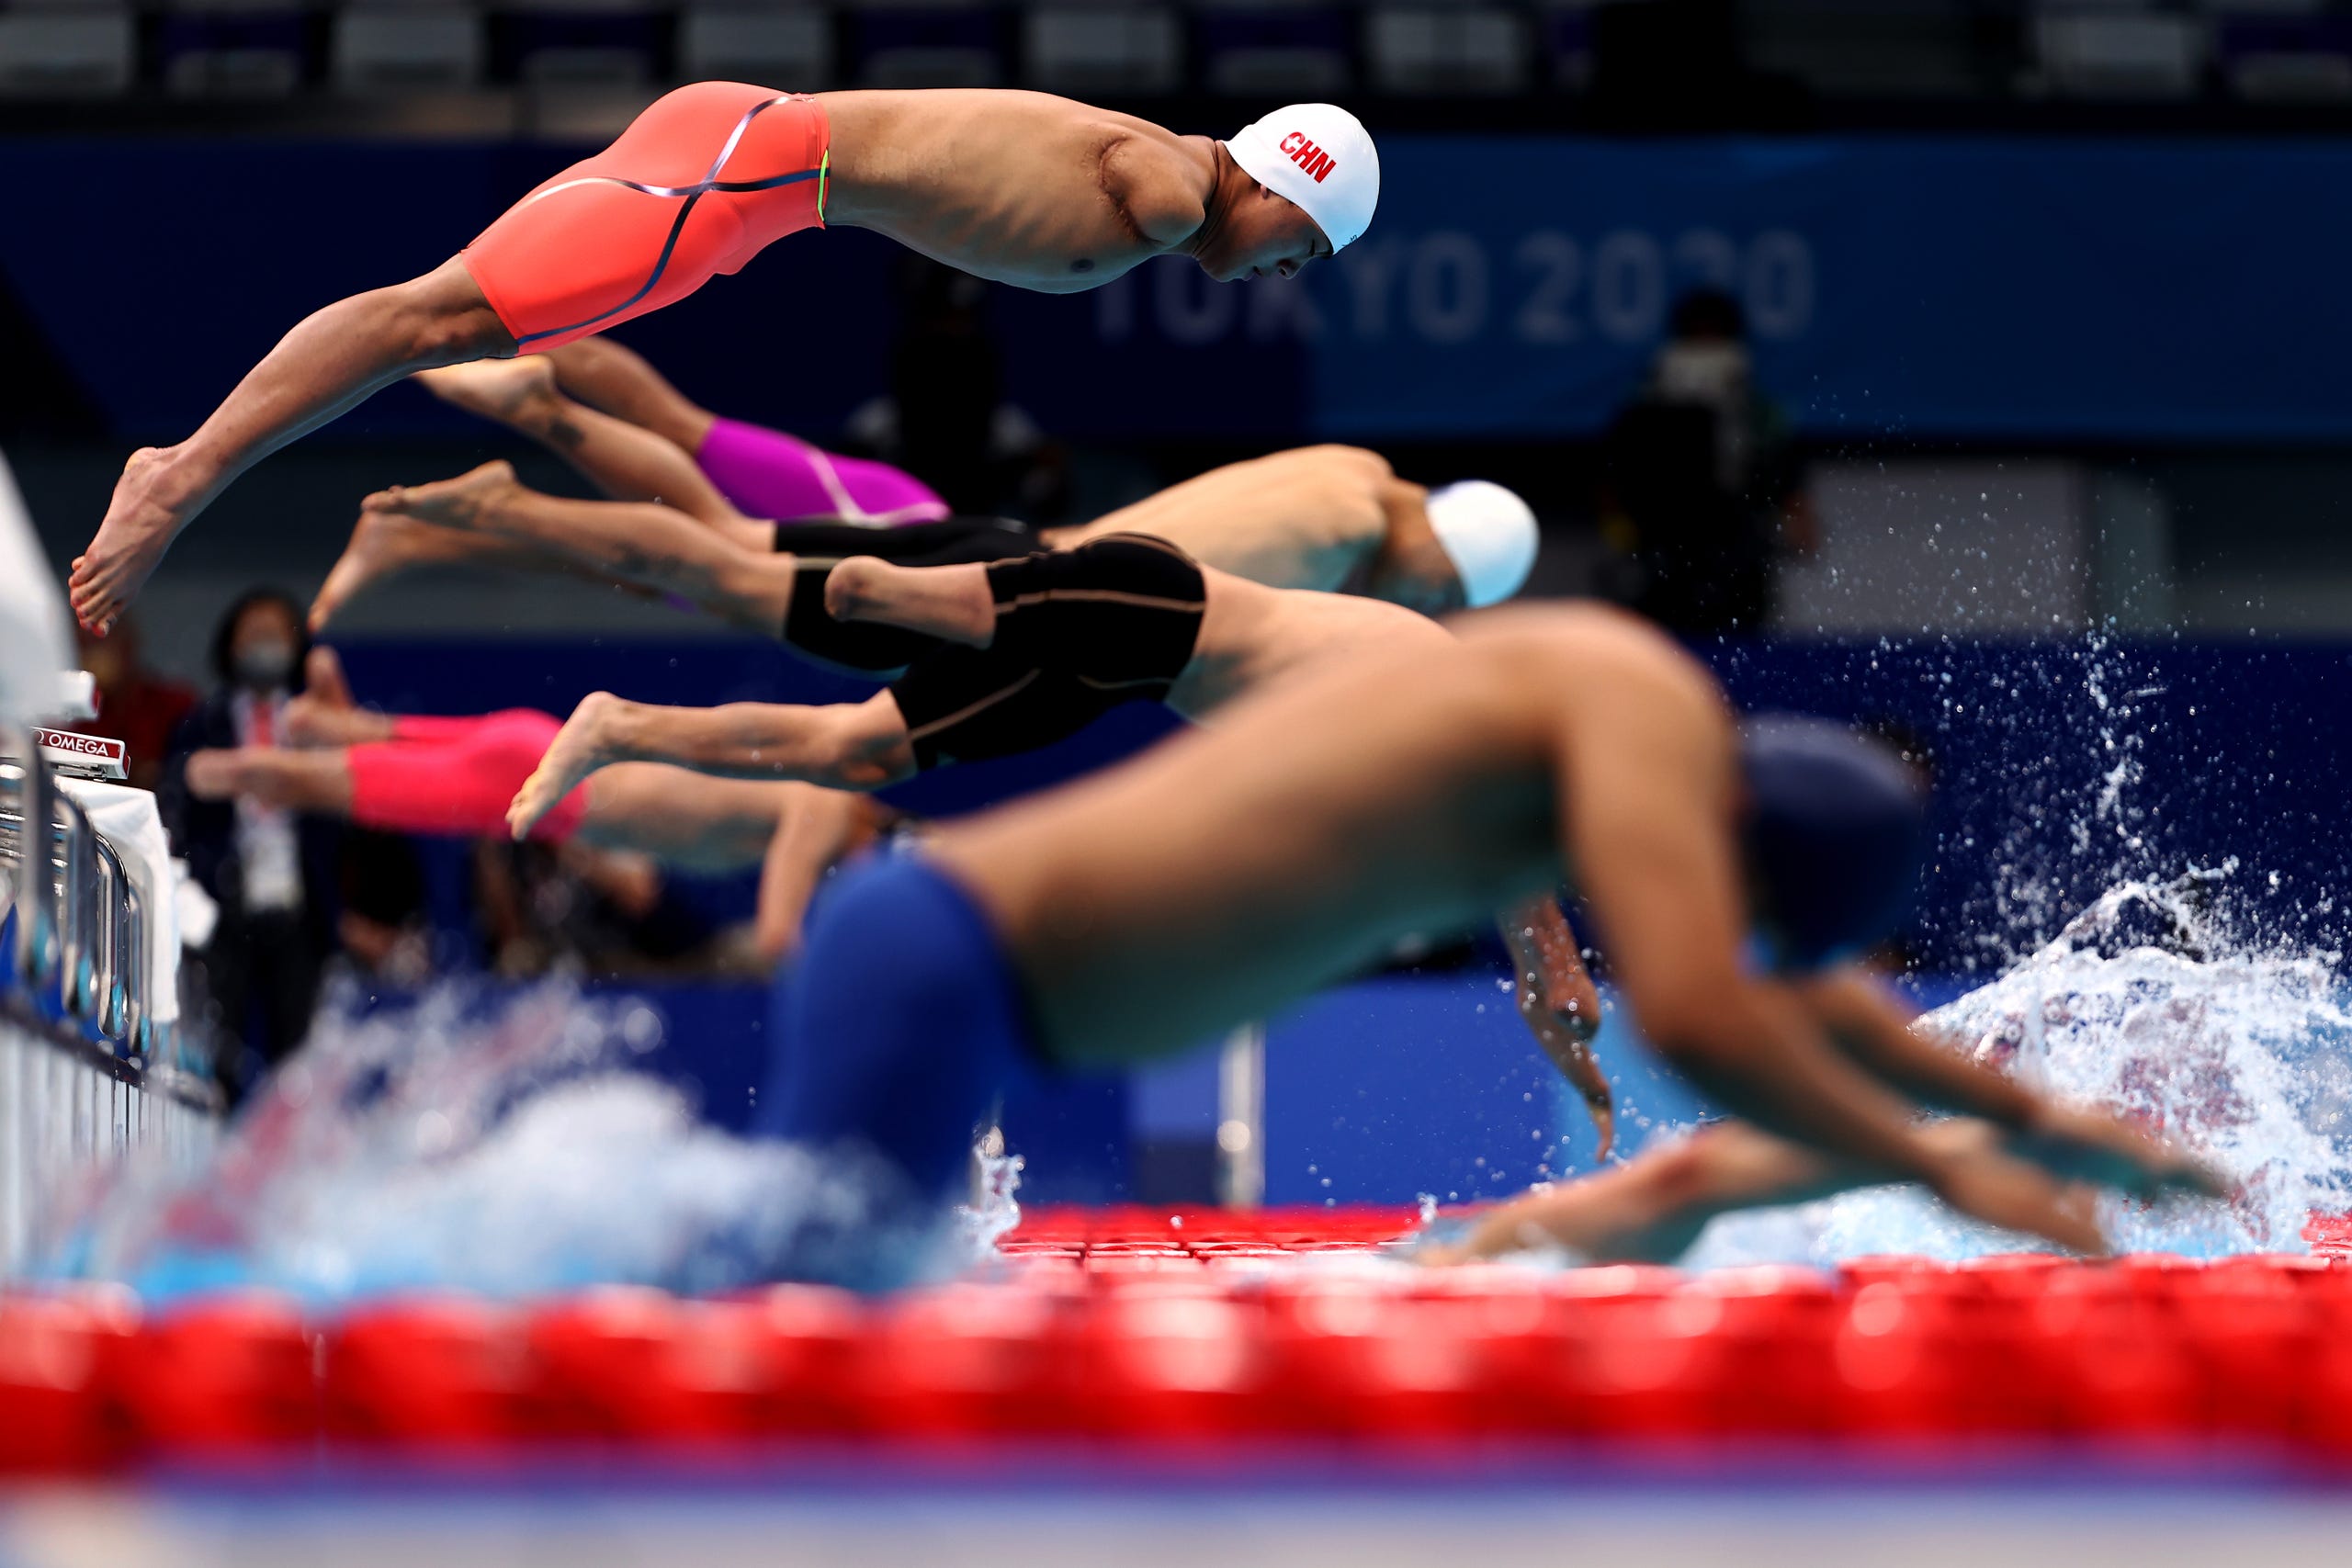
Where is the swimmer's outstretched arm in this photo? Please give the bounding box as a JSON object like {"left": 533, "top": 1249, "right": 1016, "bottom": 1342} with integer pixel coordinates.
{"left": 1419, "top": 1117, "right": 2050, "bottom": 1267}
{"left": 1565, "top": 728, "right": 2107, "bottom": 1253}
{"left": 180, "top": 747, "right": 355, "bottom": 815}
{"left": 1498, "top": 896, "right": 1613, "bottom": 1157}
{"left": 73, "top": 256, "right": 514, "bottom": 635}
{"left": 1797, "top": 968, "right": 2228, "bottom": 1200}
{"left": 506, "top": 691, "right": 917, "bottom": 840}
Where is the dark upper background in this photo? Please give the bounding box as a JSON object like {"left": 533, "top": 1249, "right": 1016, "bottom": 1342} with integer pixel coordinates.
{"left": 6, "top": 0, "right": 2352, "bottom": 963}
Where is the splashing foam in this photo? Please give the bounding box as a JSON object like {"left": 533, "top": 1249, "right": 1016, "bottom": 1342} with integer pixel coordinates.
{"left": 51, "top": 977, "right": 1018, "bottom": 1303}
{"left": 1688, "top": 871, "right": 2352, "bottom": 1268}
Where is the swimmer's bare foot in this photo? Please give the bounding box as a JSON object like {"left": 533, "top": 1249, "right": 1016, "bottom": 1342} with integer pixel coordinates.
{"left": 508, "top": 691, "right": 629, "bottom": 839}
{"left": 73, "top": 447, "right": 191, "bottom": 636}
{"left": 413, "top": 357, "right": 562, "bottom": 430}
{"left": 312, "top": 494, "right": 514, "bottom": 632}
{"left": 359, "top": 459, "right": 521, "bottom": 535}
{"left": 823, "top": 557, "right": 996, "bottom": 646}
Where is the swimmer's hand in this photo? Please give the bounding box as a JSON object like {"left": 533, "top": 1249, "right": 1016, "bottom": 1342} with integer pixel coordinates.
{"left": 2008, "top": 1104, "right": 2232, "bottom": 1202}
{"left": 74, "top": 447, "right": 187, "bottom": 635}
{"left": 1923, "top": 1121, "right": 2108, "bottom": 1256}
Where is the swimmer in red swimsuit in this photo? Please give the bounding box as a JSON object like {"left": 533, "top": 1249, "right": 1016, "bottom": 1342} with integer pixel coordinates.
{"left": 75, "top": 94, "right": 1380, "bottom": 634}
{"left": 180, "top": 650, "right": 888, "bottom": 961}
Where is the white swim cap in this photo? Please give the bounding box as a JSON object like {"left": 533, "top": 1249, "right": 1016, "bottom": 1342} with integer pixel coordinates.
{"left": 1223, "top": 104, "right": 1379, "bottom": 253}
{"left": 1425, "top": 480, "right": 1539, "bottom": 608}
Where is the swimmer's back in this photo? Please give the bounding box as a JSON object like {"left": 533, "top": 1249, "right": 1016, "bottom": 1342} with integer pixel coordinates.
{"left": 935, "top": 604, "right": 1714, "bottom": 1062}
{"left": 821, "top": 90, "right": 1212, "bottom": 291}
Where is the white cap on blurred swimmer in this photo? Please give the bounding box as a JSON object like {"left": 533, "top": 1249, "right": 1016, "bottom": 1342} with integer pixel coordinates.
{"left": 1223, "top": 105, "right": 1380, "bottom": 253}
{"left": 1426, "top": 480, "right": 1539, "bottom": 608}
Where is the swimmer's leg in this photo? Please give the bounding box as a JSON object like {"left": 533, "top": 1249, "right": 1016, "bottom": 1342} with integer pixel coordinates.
{"left": 337, "top": 708, "right": 592, "bottom": 841}
{"left": 826, "top": 534, "right": 1209, "bottom": 653}
{"left": 543, "top": 337, "right": 718, "bottom": 455}
{"left": 822, "top": 558, "right": 998, "bottom": 647}
{"left": 575, "top": 764, "right": 800, "bottom": 873}
{"left": 74, "top": 255, "right": 514, "bottom": 636}
{"left": 413, "top": 359, "right": 767, "bottom": 548}
{"left": 182, "top": 747, "right": 355, "bottom": 814}
{"left": 1421, "top": 1117, "right": 2025, "bottom": 1267}
{"left": 362, "top": 462, "right": 797, "bottom": 637}
{"left": 312, "top": 500, "right": 579, "bottom": 631}
{"left": 551, "top": 321, "right": 957, "bottom": 524}
{"left": 507, "top": 690, "right": 915, "bottom": 839}
{"left": 541, "top": 339, "right": 951, "bottom": 525}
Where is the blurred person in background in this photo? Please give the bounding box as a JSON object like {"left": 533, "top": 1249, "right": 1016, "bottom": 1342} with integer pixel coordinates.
{"left": 843, "top": 257, "right": 1069, "bottom": 521}
{"left": 160, "top": 588, "right": 340, "bottom": 1100}
{"left": 1600, "top": 288, "right": 1810, "bottom": 637}
{"left": 74, "top": 615, "right": 194, "bottom": 792}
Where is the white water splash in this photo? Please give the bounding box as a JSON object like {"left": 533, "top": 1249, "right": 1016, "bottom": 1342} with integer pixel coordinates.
{"left": 1687, "top": 872, "right": 2352, "bottom": 1268}
{"left": 52, "top": 977, "right": 1016, "bottom": 1303}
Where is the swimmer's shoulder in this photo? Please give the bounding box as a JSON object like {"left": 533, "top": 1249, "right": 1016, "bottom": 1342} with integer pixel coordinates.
{"left": 1091, "top": 118, "right": 1216, "bottom": 246}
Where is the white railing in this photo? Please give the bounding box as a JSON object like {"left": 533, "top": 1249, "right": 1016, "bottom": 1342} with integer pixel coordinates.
{"left": 1, "top": 723, "right": 218, "bottom": 1277}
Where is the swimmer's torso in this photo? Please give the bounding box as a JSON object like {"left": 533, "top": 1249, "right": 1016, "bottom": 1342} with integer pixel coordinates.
{"left": 934, "top": 604, "right": 1734, "bottom": 1065}
{"left": 820, "top": 91, "right": 1215, "bottom": 292}
{"left": 1166, "top": 573, "right": 1453, "bottom": 720}
{"left": 1054, "top": 448, "right": 1395, "bottom": 591}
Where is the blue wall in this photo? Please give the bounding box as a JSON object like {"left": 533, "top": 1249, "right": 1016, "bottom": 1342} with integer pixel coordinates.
{"left": 6, "top": 135, "right": 2349, "bottom": 444}
{"left": 335, "top": 629, "right": 2352, "bottom": 970}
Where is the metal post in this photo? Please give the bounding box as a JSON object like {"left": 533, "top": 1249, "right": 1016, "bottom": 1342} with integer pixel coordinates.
{"left": 55, "top": 796, "right": 95, "bottom": 1021}
{"left": 5, "top": 741, "right": 62, "bottom": 995}
{"left": 1216, "top": 1022, "right": 1266, "bottom": 1210}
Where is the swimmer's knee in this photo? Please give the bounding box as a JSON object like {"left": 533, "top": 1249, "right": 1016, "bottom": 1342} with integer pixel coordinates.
{"left": 815, "top": 704, "right": 917, "bottom": 791}
{"left": 388, "top": 264, "right": 515, "bottom": 366}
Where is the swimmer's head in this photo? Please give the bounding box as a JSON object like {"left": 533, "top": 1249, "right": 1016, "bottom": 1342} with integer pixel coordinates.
{"left": 1425, "top": 480, "right": 1540, "bottom": 608}
{"left": 1209, "top": 105, "right": 1379, "bottom": 282}
{"left": 1739, "top": 715, "right": 1930, "bottom": 972}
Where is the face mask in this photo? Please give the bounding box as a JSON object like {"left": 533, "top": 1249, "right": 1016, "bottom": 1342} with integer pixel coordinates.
{"left": 233, "top": 640, "right": 295, "bottom": 691}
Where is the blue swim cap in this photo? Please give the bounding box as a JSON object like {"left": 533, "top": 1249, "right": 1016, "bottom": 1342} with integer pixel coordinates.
{"left": 1739, "top": 715, "right": 1928, "bottom": 971}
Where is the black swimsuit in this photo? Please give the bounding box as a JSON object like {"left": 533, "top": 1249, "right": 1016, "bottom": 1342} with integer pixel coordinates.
{"left": 889, "top": 534, "right": 1207, "bottom": 770}
{"left": 773, "top": 515, "right": 1038, "bottom": 675}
